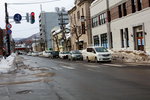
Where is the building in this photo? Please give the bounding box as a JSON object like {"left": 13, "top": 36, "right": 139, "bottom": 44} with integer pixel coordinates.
{"left": 68, "top": 0, "right": 94, "bottom": 50}
{"left": 39, "top": 12, "right": 59, "bottom": 51}
{"left": 51, "top": 24, "right": 71, "bottom": 52}
{"left": 91, "top": 0, "right": 150, "bottom": 52}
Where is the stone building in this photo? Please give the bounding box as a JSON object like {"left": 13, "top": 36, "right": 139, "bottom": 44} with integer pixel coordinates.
{"left": 68, "top": 0, "right": 94, "bottom": 50}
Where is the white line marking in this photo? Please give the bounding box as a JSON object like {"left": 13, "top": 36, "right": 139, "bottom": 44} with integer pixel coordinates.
{"left": 102, "top": 64, "right": 125, "bottom": 67}
{"left": 61, "top": 66, "right": 75, "bottom": 70}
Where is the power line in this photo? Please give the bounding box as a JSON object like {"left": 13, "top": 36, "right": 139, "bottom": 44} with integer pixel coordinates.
{"left": 8, "top": 0, "right": 61, "bottom": 5}
{"left": 7, "top": 6, "right": 25, "bottom": 13}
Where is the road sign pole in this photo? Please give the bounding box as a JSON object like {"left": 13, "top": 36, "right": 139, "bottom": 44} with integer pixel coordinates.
{"left": 5, "top": 2, "right": 11, "bottom": 56}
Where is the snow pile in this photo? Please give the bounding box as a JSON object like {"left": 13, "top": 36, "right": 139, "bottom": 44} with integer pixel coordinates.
{"left": 0, "top": 53, "right": 17, "bottom": 73}
{"left": 111, "top": 49, "right": 150, "bottom": 63}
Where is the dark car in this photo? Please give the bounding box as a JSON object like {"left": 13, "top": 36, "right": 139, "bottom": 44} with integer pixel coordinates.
{"left": 50, "top": 51, "right": 59, "bottom": 58}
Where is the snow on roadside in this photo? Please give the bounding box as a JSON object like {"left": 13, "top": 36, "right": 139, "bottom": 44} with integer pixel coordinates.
{"left": 0, "top": 53, "right": 17, "bottom": 73}
{"left": 111, "top": 49, "right": 150, "bottom": 63}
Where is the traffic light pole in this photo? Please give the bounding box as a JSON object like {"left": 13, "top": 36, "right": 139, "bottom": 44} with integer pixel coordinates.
{"left": 5, "top": 3, "right": 11, "bottom": 56}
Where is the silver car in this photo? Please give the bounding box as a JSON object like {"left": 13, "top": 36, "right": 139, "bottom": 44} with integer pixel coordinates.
{"left": 68, "top": 50, "right": 83, "bottom": 61}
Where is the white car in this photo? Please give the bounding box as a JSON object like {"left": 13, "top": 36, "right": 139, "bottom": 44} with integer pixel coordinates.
{"left": 27, "top": 52, "right": 32, "bottom": 56}
{"left": 82, "top": 46, "right": 112, "bottom": 62}
{"left": 42, "top": 51, "right": 52, "bottom": 57}
{"left": 59, "top": 51, "right": 70, "bottom": 59}
{"left": 32, "top": 52, "right": 39, "bottom": 56}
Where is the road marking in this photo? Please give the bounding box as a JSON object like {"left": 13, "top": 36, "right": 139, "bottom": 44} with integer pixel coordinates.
{"left": 87, "top": 68, "right": 102, "bottom": 72}
{"left": 61, "top": 66, "right": 75, "bottom": 70}
{"left": 102, "top": 64, "right": 125, "bottom": 67}
{"left": 84, "top": 64, "right": 98, "bottom": 68}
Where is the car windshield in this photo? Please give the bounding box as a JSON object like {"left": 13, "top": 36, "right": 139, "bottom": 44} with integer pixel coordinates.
{"left": 72, "top": 50, "right": 81, "bottom": 54}
{"left": 95, "top": 47, "right": 108, "bottom": 52}
{"left": 64, "top": 51, "right": 70, "bottom": 54}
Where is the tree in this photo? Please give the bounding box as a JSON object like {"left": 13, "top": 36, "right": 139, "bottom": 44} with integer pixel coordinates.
{"left": 72, "top": 24, "right": 85, "bottom": 50}
{"left": 53, "top": 34, "right": 60, "bottom": 51}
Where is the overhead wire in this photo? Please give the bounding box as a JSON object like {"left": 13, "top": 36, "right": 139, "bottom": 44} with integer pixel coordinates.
{"left": 8, "top": 0, "right": 61, "bottom": 5}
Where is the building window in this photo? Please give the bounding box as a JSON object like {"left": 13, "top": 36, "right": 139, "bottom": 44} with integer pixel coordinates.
{"left": 131, "top": 0, "right": 136, "bottom": 13}
{"left": 99, "top": 13, "right": 106, "bottom": 25}
{"left": 92, "top": 16, "right": 98, "bottom": 27}
{"left": 70, "top": 16, "right": 72, "bottom": 23}
{"left": 93, "top": 35, "right": 99, "bottom": 46}
{"left": 77, "top": 11, "right": 80, "bottom": 20}
{"left": 74, "top": 14, "right": 76, "bottom": 24}
{"left": 120, "top": 29, "right": 124, "bottom": 48}
{"left": 101, "top": 33, "right": 108, "bottom": 48}
{"left": 137, "top": 0, "right": 142, "bottom": 11}
{"left": 82, "top": 8, "right": 84, "bottom": 16}
{"left": 123, "top": 3, "right": 127, "bottom": 16}
{"left": 118, "top": 5, "right": 122, "bottom": 18}
{"left": 125, "top": 28, "right": 129, "bottom": 47}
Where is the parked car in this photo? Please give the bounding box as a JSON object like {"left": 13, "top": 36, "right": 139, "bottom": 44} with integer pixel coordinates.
{"left": 82, "top": 46, "right": 112, "bottom": 62}
{"left": 68, "top": 50, "right": 83, "bottom": 60}
{"left": 27, "top": 52, "right": 32, "bottom": 56}
{"left": 32, "top": 52, "right": 39, "bottom": 56}
{"left": 59, "top": 51, "right": 70, "bottom": 59}
{"left": 50, "top": 51, "right": 59, "bottom": 58}
{"left": 43, "top": 51, "right": 52, "bottom": 57}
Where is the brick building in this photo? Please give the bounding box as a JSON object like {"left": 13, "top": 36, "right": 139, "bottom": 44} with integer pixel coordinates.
{"left": 91, "top": 0, "right": 150, "bottom": 52}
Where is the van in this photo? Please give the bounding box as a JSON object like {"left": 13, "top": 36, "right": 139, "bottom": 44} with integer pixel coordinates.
{"left": 82, "top": 46, "right": 112, "bottom": 62}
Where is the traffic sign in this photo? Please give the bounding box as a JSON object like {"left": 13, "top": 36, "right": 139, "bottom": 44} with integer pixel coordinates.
{"left": 6, "top": 24, "right": 12, "bottom": 29}
{"left": 7, "top": 30, "right": 12, "bottom": 34}
{"left": 14, "top": 13, "right": 22, "bottom": 23}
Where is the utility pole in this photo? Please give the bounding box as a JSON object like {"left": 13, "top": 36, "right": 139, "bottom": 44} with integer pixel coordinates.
{"left": 57, "top": 8, "right": 68, "bottom": 51}
{"left": 5, "top": 3, "right": 11, "bottom": 56}
{"left": 106, "top": 0, "right": 112, "bottom": 49}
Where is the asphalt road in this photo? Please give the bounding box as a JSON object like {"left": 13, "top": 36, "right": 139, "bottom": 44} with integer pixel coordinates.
{"left": 0, "top": 55, "right": 150, "bottom": 100}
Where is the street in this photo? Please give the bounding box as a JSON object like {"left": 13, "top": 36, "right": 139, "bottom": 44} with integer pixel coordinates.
{"left": 0, "top": 55, "right": 150, "bottom": 100}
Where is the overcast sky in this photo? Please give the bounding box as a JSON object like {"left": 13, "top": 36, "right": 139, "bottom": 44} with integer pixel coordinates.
{"left": 0, "top": 0, "right": 74, "bottom": 39}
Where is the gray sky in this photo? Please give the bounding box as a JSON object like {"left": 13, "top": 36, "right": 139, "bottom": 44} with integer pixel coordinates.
{"left": 0, "top": 0, "right": 74, "bottom": 38}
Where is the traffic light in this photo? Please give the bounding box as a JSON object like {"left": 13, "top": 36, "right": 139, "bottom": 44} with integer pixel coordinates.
{"left": 30, "top": 12, "right": 35, "bottom": 24}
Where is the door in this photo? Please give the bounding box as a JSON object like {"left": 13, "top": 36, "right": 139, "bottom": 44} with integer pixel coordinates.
{"left": 136, "top": 32, "right": 144, "bottom": 51}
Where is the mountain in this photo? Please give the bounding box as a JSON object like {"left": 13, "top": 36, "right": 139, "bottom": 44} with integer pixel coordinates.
{"left": 14, "top": 33, "right": 40, "bottom": 43}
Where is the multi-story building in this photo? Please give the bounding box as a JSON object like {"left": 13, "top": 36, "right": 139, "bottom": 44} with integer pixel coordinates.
{"left": 91, "top": 0, "right": 150, "bottom": 52}
{"left": 51, "top": 24, "right": 71, "bottom": 52}
{"left": 39, "top": 12, "right": 59, "bottom": 51}
{"left": 68, "top": 0, "right": 94, "bottom": 50}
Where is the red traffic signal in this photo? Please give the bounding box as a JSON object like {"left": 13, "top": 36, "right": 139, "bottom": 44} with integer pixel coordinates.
{"left": 30, "top": 12, "right": 35, "bottom": 24}
{"left": 31, "top": 12, "right": 35, "bottom": 16}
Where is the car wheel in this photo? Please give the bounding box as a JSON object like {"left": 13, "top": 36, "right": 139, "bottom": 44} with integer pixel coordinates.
{"left": 86, "top": 57, "right": 90, "bottom": 62}
{"left": 95, "top": 57, "right": 98, "bottom": 63}
{"left": 71, "top": 57, "right": 73, "bottom": 61}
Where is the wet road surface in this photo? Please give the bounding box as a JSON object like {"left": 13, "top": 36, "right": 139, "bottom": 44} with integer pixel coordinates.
{"left": 0, "top": 55, "right": 150, "bottom": 100}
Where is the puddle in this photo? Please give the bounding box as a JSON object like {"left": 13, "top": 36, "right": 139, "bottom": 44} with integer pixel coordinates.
{"left": 16, "top": 90, "right": 33, "bottom": 94}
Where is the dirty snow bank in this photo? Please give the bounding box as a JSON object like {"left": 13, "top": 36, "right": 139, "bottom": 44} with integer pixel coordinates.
{"left": 0, "top": 53, "right": 17, "bottom": 73}
{"left": 111, "top": 49, "right": 150, "bottom": 63}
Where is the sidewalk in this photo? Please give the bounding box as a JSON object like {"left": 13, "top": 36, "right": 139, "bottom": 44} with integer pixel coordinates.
{"left": 0, "top": 55, "right": 57, "bottom": 100}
